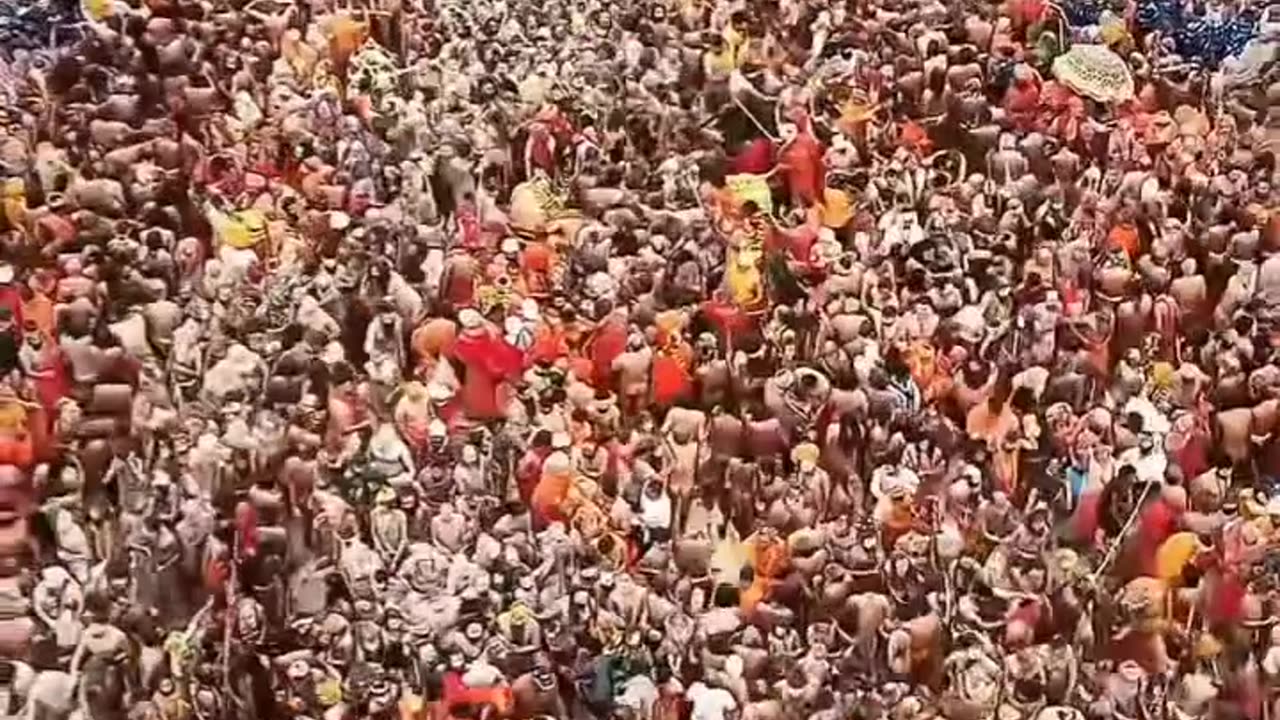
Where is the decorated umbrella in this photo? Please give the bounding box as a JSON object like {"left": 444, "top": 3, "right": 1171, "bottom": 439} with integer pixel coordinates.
{"left": 1051, "top": 44, "right": 1135, "bottom": 103}
{"left": 346, "top": 38, "right": 399, "bottom": 107}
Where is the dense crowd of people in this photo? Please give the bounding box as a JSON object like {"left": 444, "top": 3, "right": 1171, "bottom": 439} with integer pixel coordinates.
{"left": 0, "top": 0, "right": 1279, "bottom": 717}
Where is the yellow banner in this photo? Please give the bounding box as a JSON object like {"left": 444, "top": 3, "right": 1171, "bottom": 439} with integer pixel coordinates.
{"left": 726, "top": 173, "right": 772, "bottom": 216}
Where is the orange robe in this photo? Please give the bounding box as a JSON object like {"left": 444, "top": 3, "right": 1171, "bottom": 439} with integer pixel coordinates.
{"left": 411, "top": 318, "right": 457, "bottom": 378}
{"left": 966, "top": 402, "right": 1017, "bottom": 447}
{"left": 520, "top": 241, "right": 556, "bottom": 297}
{"left": 531, "top": 468, "right": 573, "bottom": 528}
{"left": 651, "top": 343, "right": 694, "bottom": 407}
{"left": 528, "top": 323, "right": 570, "bottom": 366}
{"left": 0, "top": 399, "right": 33, "bottom": 467}
{"left": 1108, "top": 223, "right": 1141, "bottom": 260}
{"left": 23, "top": 292, "right": 55, "bottom": 339}
{"left": 741, "top": 536, "right": 790, "bottom": 611}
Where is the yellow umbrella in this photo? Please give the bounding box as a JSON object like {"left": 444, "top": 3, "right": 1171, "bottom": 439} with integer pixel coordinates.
{"left": 1052, "top": 44, "right": 1135, "bottom": 103}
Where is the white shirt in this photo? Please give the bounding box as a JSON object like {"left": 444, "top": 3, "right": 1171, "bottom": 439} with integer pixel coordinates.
{"left": 687, "top": 682, "right": 737, "bottom": 720}
{"left": 870, "top": 465, "right": 921, "bottom": 500}
{"left": 640, "top": 489, "right": 672, "bottom": 530}
{"left": 1118, "top": 446, "right": 1168, "bottom": 485}
{"left": 462, "top": 659, "right": 503, "bottom": 688}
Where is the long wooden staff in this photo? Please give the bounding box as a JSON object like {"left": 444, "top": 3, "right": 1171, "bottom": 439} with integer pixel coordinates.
{"left": 223, "top": 532, "right": 239, "bottom": 695}
{"left": 1089, "top": 480, "right": 1155, "bottom": 584}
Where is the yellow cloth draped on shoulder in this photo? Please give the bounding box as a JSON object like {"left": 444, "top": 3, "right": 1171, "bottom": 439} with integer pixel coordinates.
{"left": 1154, "top": 531, "right": 1202, "bottom": 586}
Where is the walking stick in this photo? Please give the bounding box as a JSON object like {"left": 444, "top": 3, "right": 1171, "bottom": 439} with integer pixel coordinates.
{"left": 223, "top": 532, "right": 239, "bottom": 696}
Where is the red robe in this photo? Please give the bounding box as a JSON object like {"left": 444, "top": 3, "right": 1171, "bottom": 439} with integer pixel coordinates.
{"left": 516, "top": 447, "right": 550, "bottom": 506}
{"left": 527, "top": 128, "right": 556, "bottom": 176}
{"left": 730, "top": 138, "right": 775, "bottom": 175}
{"left": 1173, "top": 429, "right": 1210, "bottom": 482}
{"left": 527, "top": 324, "right": 570, "bottom": 368}
{"left": 441, "top": 254, "right": 480, "bottom": 309}
{"left": 519, "top": 241, "right": 554, "bottom": 297}
{"left": 779, "top": 131, "right": 825, "bottom": 207}
{"left": 203, "top": 540, "right": 231, "bottom": 595}
{"left": 31, "top": 343, "right": 70, "bottom": 415}
{"left": 1129, "top": 497, "right": 1179, "bottom": 577}
{"left": 651, "top": 349, "right": 693, "bottom": 407}
{"left": 770, "top": 222, "right": 821, "bottom": 275}
{"left": 440, "top": 671, "right": 514, "bottom": 716}
{"left": 1006, "top": 595, "right": 1046, "bottom": 643}
{"left": 1003, "top": 76, "right": 1042, "bottom": 132}
{"left": 1204, "top": 569, "right": 1247, "bottom": 627}
{"left": 587, "top": 316, "right": 628, "bottom": 388}
{"left": 235, "top": 501, "right": 260, "bottom": 559}
{"left": 457, "top": 206, "right": 482, "bottom": 250}
{"left": 28, "top": 401, "right": 54, "bottom": 464}
{"left": 701, "top": 298, "right": 754, "bottom": 343}
{"left": 0, "top": 286, "right": 23, "bottom": 334}
{"left": 451, "top": 329, "right": 523, "bottom": 421}
{"left": 1070, "top": 488, "right": 1105, "bottom": 545}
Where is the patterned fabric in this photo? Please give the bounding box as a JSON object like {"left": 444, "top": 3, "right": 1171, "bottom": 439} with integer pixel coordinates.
{"left": 346, "top": 39, "right": 400, "bottom": 109}
{"left": 1051, "top": 44, "right": 1135, "bottom": 102}
{"left": 1063, "top": 0, "right": 1104, "bottom": 27}
{"left": 1063, "top": 0, "right": 1256, "bottom": 65}
{"left": 1132, "top": 0, "right": 1256, "bottom": 64}
{"left": 0, "top": 0, "right": 80, "bottom": 51}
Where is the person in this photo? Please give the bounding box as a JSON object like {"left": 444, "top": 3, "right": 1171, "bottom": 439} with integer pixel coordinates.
{"left": 0, "top": 0, "right": 1275, "bottom": 712}
{"left": 686, "top": 680, "right": 738, "bottom": 720}
{"left": 0, "top": 308, "right": 20, "bottom": 380}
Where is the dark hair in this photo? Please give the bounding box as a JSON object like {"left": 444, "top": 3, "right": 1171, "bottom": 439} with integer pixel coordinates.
{"left": 330, "top": 362, "right": 355, "bottom": 386}
{"left": 1010, "top": 386, "right": 1036, "bottom": 414}
{"left": 884, "top": 347, "right": 909, "bottom": 379}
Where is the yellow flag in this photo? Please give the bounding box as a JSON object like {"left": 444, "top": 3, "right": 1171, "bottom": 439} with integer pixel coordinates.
{"left": 209, "top": 207, "right": 268, "bottom": 249}
{"left": 723, "top": 24, "right": 746, "bottom": 67}
{"left": 726, "top": 173, "right": 772, "bottom": 216}
{"left": 710, "top": 524, "right": 748, "bottom": 586}
{"left": 82, "top": 0, "right": 115, "bottom": 21}
{"left": 2, "top": 179, "right": 25, "bottom": 234}
{"left": 316, "top": 678, "right": 343, "bottom": 707}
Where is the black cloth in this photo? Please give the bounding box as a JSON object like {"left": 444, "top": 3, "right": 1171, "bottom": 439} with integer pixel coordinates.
{"left": 0, "top": 330, "right": 19, "bottom": 376}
